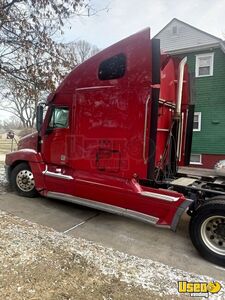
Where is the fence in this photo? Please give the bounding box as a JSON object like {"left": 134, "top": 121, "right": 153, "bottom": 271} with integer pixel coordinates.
{"left": 0, "top": 138, "right": 18, "bottom": 154}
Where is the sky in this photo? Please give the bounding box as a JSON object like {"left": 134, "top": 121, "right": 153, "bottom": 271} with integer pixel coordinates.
{"left": 64, "top": 0, "right": 225, "bottom": 48}
{"left": 1, "top": 0, "right": 225, "bottom": 121}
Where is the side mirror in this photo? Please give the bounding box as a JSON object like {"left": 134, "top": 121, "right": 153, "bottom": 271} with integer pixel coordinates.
{"left": 36, "top": 104, "right": 44, "bottom": 133}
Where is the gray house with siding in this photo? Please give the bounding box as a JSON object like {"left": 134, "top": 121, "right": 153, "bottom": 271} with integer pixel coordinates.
{"left": 155, "top": 18, "right": 225, "bottom": 168}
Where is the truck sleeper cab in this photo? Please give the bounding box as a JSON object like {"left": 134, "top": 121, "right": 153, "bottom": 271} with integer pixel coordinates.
{"left": 5, "top": 28, "right": 225, "bottom": 267}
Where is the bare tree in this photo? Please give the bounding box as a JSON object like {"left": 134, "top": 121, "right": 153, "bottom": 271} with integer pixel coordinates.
{"left": 0, "top": 0, "right": 91, "bottom": 81}
{"left": 67, "top": 40, "right": 100, "bottom": 63}
{"left": 0, "top": 42, "right": 77, "bottom": 127}
{"left": 1, "top": 115, "right": 23, "bottom": 130}
{"left": 0, "top": 0, "right": 102, "bottom": 127}
{"left": 0, "top": 78, "right": 44, "bottom": 128}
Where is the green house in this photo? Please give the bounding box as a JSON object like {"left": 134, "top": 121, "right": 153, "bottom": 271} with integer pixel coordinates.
{"left": 155, "top": 18, "right": 225, "bottom": 168}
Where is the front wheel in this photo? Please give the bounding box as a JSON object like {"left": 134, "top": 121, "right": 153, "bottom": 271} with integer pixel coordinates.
{"left": 11, "top": 162, "right": 38, "bottom": 197}
{"left": 189, "top": 198, "right": 225, "bottom": 266}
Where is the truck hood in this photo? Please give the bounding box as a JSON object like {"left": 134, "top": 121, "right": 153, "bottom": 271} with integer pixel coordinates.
{"left": 17, "top": 131, "right": 38, "bottom": 151}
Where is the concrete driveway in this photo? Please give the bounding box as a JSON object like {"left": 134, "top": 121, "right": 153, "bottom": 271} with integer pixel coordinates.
{"left": 0, "top": 191, "right": 224, "bottom": 281}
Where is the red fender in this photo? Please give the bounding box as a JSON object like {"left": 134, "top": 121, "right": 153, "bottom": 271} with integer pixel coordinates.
{"left": 5, "top": 149, "right": 46, "bottom": 192}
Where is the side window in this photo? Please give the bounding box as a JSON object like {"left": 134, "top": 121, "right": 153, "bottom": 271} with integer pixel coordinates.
{"left": 190, "top": 154, "right": 202, "bottom": 165}
{"left": 195, "top": 53, "right": 214, "bottom": 77}
{"left": 48, "top": 107, "right": 69, "bottom": 129}
{"left": 193, "top": 112, "right": 201, "bottom": 131}
{"left": 98, "top": 53, "right": 126, "bottom": 80}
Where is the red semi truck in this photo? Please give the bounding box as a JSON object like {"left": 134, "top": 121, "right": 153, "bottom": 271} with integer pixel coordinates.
{"left": 5, "top": 29, "right": 225, "bottom": 266}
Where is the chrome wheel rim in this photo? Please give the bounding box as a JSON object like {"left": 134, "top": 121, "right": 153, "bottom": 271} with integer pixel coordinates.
{"left": 16, "top": 170, "right": 35, "bottom": 192}
{"left": 201, "top": 216, "right": 225, "bottom": 256}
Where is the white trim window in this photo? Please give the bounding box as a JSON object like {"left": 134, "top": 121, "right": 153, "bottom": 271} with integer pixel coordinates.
{"left": 193, "top": 112, "right": 201, "bottom": 131}
{"left": 195, "top": 53, "right": 214, "bottom": 77}
{"left": 190, "top": 154, "right": 202, "bottom": 165}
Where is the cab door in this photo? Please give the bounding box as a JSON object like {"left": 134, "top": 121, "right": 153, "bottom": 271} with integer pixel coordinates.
{"left": 42, "top": 106, "right": 70, "bottom": 165}
{"left": 41, "top": 105, "right": 74, "bottom": 194}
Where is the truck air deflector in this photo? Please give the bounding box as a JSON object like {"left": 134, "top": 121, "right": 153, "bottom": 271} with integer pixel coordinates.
{"left": 147, "top": 38, "right": 160, "bottom": 180}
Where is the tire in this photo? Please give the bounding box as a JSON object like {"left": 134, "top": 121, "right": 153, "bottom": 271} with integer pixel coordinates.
{"left": 11, "top": 162, "right": 38, "bottom": 197}
{"left": 189, "top": 198, "right": 225, "bottom": 266}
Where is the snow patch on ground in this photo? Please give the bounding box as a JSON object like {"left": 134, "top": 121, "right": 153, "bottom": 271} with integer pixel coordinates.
{"left": 0, "top": 166, "right": 8, "bottom": 194}
{"left": 0, "top": 211, "right": 224, "bottom": 299}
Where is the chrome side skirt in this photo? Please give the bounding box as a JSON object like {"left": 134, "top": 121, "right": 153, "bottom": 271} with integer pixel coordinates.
{"left": 47, "top": 191, "right": 159, "bottom": 225}
{"left": 140, "top": 191, "right": 180, "bottom": 202}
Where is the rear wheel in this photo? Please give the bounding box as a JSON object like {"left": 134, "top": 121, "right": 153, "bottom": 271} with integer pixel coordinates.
{"left": 11, "top": 162, "right": 38, "bottom": 197}
{"left": 189, "top": 199, "right": 225, "bottom": 266}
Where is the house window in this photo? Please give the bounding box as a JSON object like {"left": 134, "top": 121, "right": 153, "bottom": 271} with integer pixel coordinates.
{"left": 190, "top": 154, "right": 202, "bottom": 165}
{"left": 195, "top": 53, "right": 214, "bottom": 77}
{"left": 193, "top": 112, "right": 201, "bottom": 131}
